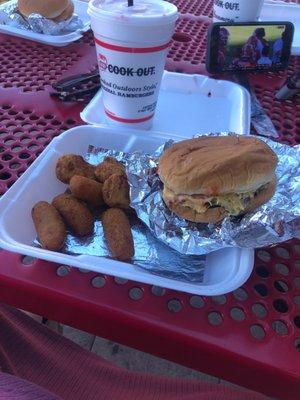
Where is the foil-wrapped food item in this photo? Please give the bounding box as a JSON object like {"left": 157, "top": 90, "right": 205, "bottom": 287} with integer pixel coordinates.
{"left": 0, "top": 2, "right": 83, "bottom": 35}
{"left": 129, "top": 133, "right": 300, "bottom": 255}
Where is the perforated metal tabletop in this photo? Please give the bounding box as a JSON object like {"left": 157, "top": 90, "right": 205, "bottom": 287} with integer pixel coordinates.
{"left": 0, "top": 1, "right": 300, "bottom": 399}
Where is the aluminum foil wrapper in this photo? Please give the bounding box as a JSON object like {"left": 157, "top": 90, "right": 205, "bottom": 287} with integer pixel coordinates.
{"left": 250, "top": 90, "right": 279, "bottom": 139}
{"left": 1, "top": 3, "right": 83, "bottom": 35}
{"left": 129, "top": 133, "right": 300, "bottom": 256}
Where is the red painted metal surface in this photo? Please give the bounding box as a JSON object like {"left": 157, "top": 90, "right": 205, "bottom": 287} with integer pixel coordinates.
{"left": 0, "top": 1, "right": 300, "bottom": 398}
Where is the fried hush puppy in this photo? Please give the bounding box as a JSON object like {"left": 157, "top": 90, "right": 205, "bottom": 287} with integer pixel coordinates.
{"left": 32, "top": 201, "right": 66, "bottom": 251}
{"left": 102, "top": 208, "right": 134, "bottom": 261}
{"left": 56, "top": 154, "right": 95, "bottom": 184}
{"left": 52, "top": 194, "right": 94, "bottom": 236}
{"left": 95, "top": 157, "right": 125, "bottom": 183}
{"left": 102, "top": 173, "right": 130, "bottom": 209}
{"left": 70, "top": 175, "right": 104, "bottom": 207}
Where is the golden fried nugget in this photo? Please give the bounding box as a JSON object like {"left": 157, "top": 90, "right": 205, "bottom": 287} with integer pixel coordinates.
{"left": 52, "top": 194, "right": 94, "bottom": 236}
{"left": 94, "top": 158, "right": 125, "bottom": 183}
{"left": 102, "top": 208, "right": 134, "bottom": 261}
{"left": 70, "top": 175, "right": 104, "bottom": 207}
{"left": 102, "top": 173, "right": 130, "bottom": 209}
{"left": 56, "top": 154, "right": 95, "bottom": 184}
{"left": 32, "top": 201, "right": 66, "bottom": 251}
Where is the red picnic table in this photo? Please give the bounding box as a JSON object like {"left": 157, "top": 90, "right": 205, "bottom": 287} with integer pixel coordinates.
{"left": 0, "top": 1, "right": 299, "bottom": 399}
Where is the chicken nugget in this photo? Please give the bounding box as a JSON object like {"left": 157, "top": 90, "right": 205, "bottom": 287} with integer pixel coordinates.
{"left": 102, "top": 208, "right": 134, "bottom": 261}
{"left": 52, "top": 194, "right": 94, "bottom": 236}
{"left": 102, "top": 173, "right": 130, "bottom": 209}
{"left": 56, "top": 154, "right": 95, "bottom": 184}
{"left": 32, "top": 201, "right": 66, "bottom": 251}
{"left": 70, "top": 175, "right": 104, "bottom": 207}
{"left": 95, "top": 158, "right": 125, "bottom": 183}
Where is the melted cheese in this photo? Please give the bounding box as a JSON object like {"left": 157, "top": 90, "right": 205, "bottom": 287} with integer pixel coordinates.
{"left": 163, "top": 186, "right": 259, "bottom": 216}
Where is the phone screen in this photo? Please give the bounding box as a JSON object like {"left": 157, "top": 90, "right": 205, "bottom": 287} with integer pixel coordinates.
{"left": 207, "top": 22, "right": 294, "bottom": 73}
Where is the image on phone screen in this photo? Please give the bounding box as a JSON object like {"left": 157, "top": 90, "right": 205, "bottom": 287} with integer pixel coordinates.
{"left": 207, "top": 22, "right": 294, "bottom": 73}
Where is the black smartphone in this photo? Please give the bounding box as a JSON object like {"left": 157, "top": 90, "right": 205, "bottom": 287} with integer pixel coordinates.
{"left": 206, "top": 21, "right": 294, "bottom": 74}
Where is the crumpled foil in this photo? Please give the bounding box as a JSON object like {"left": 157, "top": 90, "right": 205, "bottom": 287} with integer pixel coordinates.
{"left": 235, "top": 74, "right": 279, "bottom": 139}
{"left": 129, "top": 133, "right": 300, "bottom": 256}
{"left": 250, "top": 89, "right": 279, "bottom": 139}
{"left": 0, "top": 3, "right": 83, "bottom": 35}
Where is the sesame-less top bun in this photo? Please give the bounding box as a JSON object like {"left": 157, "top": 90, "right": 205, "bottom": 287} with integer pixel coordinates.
{"left": 158, "top": 136, "right": 278, "bottom": 196}
{"left": 18, "top": 0, "right": 69, "bottom": 18}
{"left": 53, "top": 0, "right": 74, "bottom": 22}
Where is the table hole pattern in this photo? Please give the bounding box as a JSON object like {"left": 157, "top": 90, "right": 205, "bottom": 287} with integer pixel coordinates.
{"left": 91, "top": 275, "right": 106, "bottom": 288}
{"left": 212, "top": 295, "right": 227, "bottom": 305}
{"left": 56, "top": 266, "right": 70, "bottom": 277}
{"left": 208, "top": 311, "right": 222, "bottom": 326}
{"left": 129, "top": 287, "right": 144, "bottom": 301}
{"left": 151, "top": 286, "right": 166, "bottom": 297}
{"left": 0, "top": 39, "right": 81, "bottom": 92}
{"left": 273, "top": 299, "right": 289, "bottom": 313}
{"left": 21, "top": 255, "right": 36, "bottom": 265}
{"left": 230, "top": 307, "right": 246, "bottom": 322}
{"left": 275, "top": 263, "right": 290, "bottom": 276}
{"left": 252, "top": 303, "right": 267, "bottom": 318}
{"left": 0, "top": 104, "right": 77, "bottom": 195}
{"left": 189, "top": 295, "right": 204, "bottom": 309}
{"left": 233, "top": 287, "right": 248, "bottom": 301}
{"left": 255, "top": 266, "right": 270, "bottom": 278}
{"left": 168, "top": 299, "right": 182, "bottom": 313}
{"left": 250, "top": 324, "right": 266, "bottom": 341}
{"left": 294, "top": 316, "right": 300, "bottom": 329}
{"left": 168, "top": 0, "right": 213, "bottom": 18}
{"left": 272, "top": 320, "right": 289, "bottom": 336}
{"left": 94, "top": 242, "right": 300, "bottom": 349}
{"left": 167, "top": 18, "right": 211, "bottom": 67}
{"left": 274, "top": 280, "right": 289, "bottom": 293}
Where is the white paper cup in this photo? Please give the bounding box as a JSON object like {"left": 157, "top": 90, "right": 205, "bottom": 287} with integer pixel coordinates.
{"left": 213, "top": 0, "right": 264, "bottom": 22}
{"left": 88, "top": 0, "right": 178, "bottom": 130}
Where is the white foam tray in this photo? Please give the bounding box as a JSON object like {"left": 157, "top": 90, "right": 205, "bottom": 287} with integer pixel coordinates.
{"left": 81, "top": 71, "right": 251, "bottom": 136}
{"left": 0, "top": 125, "right": 254, "bottom": 296}
{"left": 0, "top": 0, "right": 90, "bottom": 47}
{"left": 261, "top": 0, "right": 300, "bottom": 55}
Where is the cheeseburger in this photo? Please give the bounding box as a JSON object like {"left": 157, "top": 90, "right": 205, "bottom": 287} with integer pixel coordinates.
{"left": 158, "top": 136, "right": 278, "bottom": 223}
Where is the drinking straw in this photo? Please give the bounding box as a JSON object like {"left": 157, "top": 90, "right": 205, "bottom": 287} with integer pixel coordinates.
{"left": 128, "top": 0, "right": 133, "bottom": 6}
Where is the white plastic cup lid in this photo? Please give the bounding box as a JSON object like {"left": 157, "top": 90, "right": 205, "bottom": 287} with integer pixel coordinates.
{"left": 88, "top": 0, "right": 178, "bottom": 26}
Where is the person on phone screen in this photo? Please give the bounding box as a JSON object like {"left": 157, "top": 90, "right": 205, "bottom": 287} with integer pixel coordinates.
{"left": 254, "top": 27, "right": 267, "bottom": 57}
{"left": 258, "top": 46, "right": 272, "bottom": 66}
{"left": 217, "top": 27, "right": 230, "bottom": 65}
{"left": 242, "top": 35, "right": 260, "bottom": 65}
{"left": 242, "top": 28, "right": 267, "bottom": 64}
{"left": 272, "top": 30, "right": 287, "bottom": 64}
